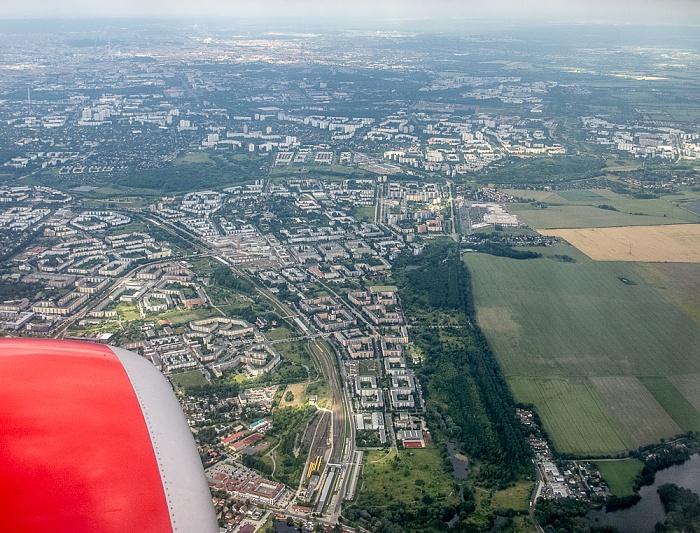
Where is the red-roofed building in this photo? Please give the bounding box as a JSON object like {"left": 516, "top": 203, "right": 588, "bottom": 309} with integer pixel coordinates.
{"left": 222, "top": 431, "right": 245, "bottom": 445}
{"left": 229, "top": 433, "right": 262, "bottom": 452}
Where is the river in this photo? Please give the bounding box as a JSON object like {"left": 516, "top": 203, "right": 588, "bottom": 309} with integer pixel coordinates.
{"left": 589, "top": 454, "right": 700, "bottom": 532}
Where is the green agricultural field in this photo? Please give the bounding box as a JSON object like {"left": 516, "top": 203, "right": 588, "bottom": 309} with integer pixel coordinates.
{"left": 595, "top": 193, "right": 700, "bottom": 223}
{"left": 501, "top": 189, "right": 561, "bottom": 202}
{"left": 465, "top": 246, "right": 700, "bottom": 455}
{"left": 510, "top": 204, "right": 692, "bottom": 229}
{"left": 556, "top": 189, "right": 607, "bottom": 202}
{"left": 466, "top": 248, "right": 700, "bottom": 378}
{"left": 639, "top": 377, "right": 700, "bottom": 432}
{"left": 636, "top": 262, "right": 700, "bottom": 325}
{"left": 504, "top": 187, "right": 700, "bottom": 228}
{"left": 655, "top": 104, "right": 700, "bottom": 124}
{"left": 590, "top": 376, "right": 681, "bottom": 448}
{"left": 510, "top": 377, "right": 630, "bottom": 455}
{"left": 356, "top": 449, "right": 460, "bottom": 509}
{"left": 668, "top": 374, "right": 700, "bottom": 414}
{"left": 593, "top": 459, "right": 644, "bottom": 497}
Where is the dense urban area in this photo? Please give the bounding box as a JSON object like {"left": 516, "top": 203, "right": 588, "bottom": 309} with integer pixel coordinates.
{"left": 1, "top": 18, "right": 700, "bottom": 533}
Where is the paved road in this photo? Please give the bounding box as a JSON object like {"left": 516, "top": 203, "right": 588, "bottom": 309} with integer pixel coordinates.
{"left": 445, "top": 178, "right": 460, "bottom": 242}
{"left": 529, "top": 460, "right": 546, "bottom": 533}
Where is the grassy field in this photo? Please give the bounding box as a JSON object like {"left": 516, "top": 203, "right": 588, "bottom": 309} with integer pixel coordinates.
{"left": 171, "top": 369, "right": 209, "bottom": 390}
{"left": 279, "top": 382, "right": 308, "bottom": 408}
{"left": 353, "top": 205, "right": 376, "bottom": 222}
{"left": 174, "top": 152, "right": 214, "bottom": 165}
{"left": 358, "top": 359, "right": 378, "bottom": 376}
{"left": 276, "top": 340, "right": 314, "bottom": 367}
{"left": 116, "top": 303, "right": 140, "bottom": 321}
{"left": 593, "top": 459, "right": 644, "bottom": 497}
{"left": 264, "top": 326, "right": 294, "bottom": 341}
{"left": 305, "top": 380, "right": 329, "bottom": 408}
{"left": 469, "top": 483, "right": 535, "bottom": 532}
{"left": 369, "top": 285, "right": 399, "bottom": 292}
{"left": 491, "top": 482, "right": 533, "bottom": 511}
{"left": 556, "top": 189, "right": 607, "bottom": 202}
{"left": 154, "top": 308, "right": 216, "bottom": 325}
{"left": 465, "top": 246, "right": 700, "bottom": 455}
{"left": 356, "top": 449, "right": 460, "bottom": 509}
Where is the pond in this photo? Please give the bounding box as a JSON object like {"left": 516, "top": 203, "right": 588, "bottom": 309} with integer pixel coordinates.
{"left": 447, "top": 442, "right": 469, "bottom": 480}
{"left": 589, "top": 454, "right": 700, "bottom": 533}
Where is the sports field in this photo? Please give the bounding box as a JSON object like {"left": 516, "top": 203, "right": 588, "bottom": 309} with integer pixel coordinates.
{"left": 540, "top": 224, "right": 700, "bottom": 262}
{"left": 465, "top": 246, "right": 700, "bottom": 455}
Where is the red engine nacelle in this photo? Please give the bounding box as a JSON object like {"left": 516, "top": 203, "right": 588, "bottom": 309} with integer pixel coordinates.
{"left": 0, "top": 338, "right": 218, "bottom": 533}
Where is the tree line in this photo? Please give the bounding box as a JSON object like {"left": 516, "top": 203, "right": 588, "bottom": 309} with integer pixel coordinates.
{"left": 395, "top": 242, "right": 532, "bottom": 485}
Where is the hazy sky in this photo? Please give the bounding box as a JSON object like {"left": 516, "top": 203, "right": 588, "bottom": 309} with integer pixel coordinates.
{"left": 2, "top": 0, "right": 699, "bottom": 26}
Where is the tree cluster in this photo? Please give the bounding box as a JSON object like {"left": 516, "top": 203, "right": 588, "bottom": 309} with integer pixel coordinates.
{"left": 211, "top": 265, "right": 254, "bottom": 293}
{"left": 479, "top": 154, "right": 605, "bottom": 185}
{"left": 469, "top": 242, "right": 541, "bottom": 260}
{"left": 345, "top": 497, "right": 474, "bottom": 533}
{"left": 395, "top": 243, "right": 532, "bottom": 485}
{"left": 655, "top": 483, "right": 700, "bottom": 532}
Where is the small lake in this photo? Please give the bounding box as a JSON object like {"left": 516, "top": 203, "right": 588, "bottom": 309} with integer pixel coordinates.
{"left": 447, "top": 442, "right": 469, "bottom": 480}
{"left": 589, "top": 454, "right": 700, "bottom": 533}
